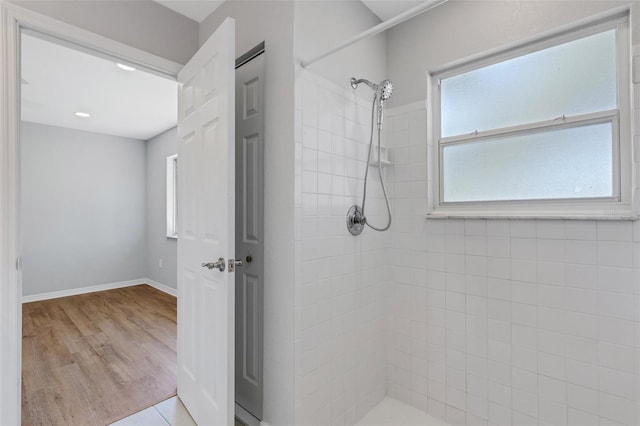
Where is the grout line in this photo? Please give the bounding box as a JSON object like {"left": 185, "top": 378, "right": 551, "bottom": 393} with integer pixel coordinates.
{"left": 152, "top": 405, "right": 171, "bottom": 426}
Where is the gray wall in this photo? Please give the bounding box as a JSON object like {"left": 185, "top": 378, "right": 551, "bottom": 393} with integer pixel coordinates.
{"left": 10, "top": 0, "right": 199, "bottom": 65}
{"left": 146, "top": 127, "right": 177, "bottom": 289}
{"left": 21, "top": 122, "right": 147, "bottom": 296}
{"left": 201, "top": 3, "right": 296, "bottom": 424}
{"left": 294, "top": 1, "right": 386, "bottom": 88}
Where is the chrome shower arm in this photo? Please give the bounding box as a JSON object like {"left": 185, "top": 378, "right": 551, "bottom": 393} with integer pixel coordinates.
{"left": 350, "top": 77, "right": 378, "bottom": 91}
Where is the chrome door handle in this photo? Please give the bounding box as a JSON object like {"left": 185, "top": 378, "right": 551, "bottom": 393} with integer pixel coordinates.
{"left": 202, "top": 257, "right": 226, "bottom": 272}
{"left": 228, "top": 259, "right": 243, "bottom": 272}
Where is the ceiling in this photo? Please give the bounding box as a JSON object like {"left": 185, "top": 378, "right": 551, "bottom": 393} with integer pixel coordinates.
{"left": 156, "top": 0, "right": 223, "bottom": 22}
{"left": 360, "top": 0, "right": 425, "bottom": 21}
{"left": 154, "top": 0, "right": 421, "bottom": 23}
{"left": 21, "top": 33, "right": 178, "bottom": 141}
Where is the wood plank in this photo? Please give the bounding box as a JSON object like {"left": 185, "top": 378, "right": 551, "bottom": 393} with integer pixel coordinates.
{"left": 22, "top": 285, "right": 177, "bottom": 425}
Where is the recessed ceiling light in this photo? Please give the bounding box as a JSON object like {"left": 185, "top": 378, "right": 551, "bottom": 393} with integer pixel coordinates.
{"left": 116, "top": 63, "right": 136, "bottom": 71}
{"left": 74, "top": 112, "right": 91, "bottom": 118}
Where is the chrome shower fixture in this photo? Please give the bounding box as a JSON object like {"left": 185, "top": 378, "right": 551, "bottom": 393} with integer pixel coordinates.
{"left": 350, "top": 77, "right": 394, "bottom": 102}
{"left": 379, "top": 79, "right": 393, "bottom": 101}
{"left": 346, "top": 76, "right": 394, "bottom": 236}
{"left": 350, "top": 77, "right": 376, "bottom": 90}
{"left": 346, "top": 205, "right": 365, "bottom": 236}
{"left": 351, "top": 77, "right": 394, "bottom": 130}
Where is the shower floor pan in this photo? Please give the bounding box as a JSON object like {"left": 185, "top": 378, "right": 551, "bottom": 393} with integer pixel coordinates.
{"left": 355, "top": 397, "right": 448, "bottom": 426}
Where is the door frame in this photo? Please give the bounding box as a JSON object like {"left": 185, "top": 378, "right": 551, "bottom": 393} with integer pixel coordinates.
{"left": 0, "top": 3, "right": 182, "bottom": 423}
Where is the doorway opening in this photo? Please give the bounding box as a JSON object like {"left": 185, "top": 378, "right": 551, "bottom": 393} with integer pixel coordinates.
{"left": 20, "top": 29, "right": 181, "bottom": 425}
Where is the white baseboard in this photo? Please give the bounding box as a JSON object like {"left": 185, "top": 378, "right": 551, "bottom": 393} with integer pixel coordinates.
{"left": 22, "top": 278, "right": 148, "bottom": 303}
{"left": 144, "top": 278, "right": 177, "bottom": 297}
{"left": 22, "top": 278, "right": 178, "bottom": 303}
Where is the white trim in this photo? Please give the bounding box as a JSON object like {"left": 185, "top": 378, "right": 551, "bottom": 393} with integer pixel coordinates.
{"left": 166, "top": 154, "right": 178, "bottom": 238}
{"left": 439, "top": 109, "right": 619, "bottom": 146}
{"left": 21, "top": 276, "right": 177, "bottom": 304}
{"left": 145, "top": 278, "right": 177, "bottom": 297}
{"left": 4, "top": 2, "right": 182, "bottom": 78}
{"left": 22, "top": 278, "right": 149, "bottom": 303}
{"left": 0, "top": 3, "right": 22, "bottom": 424}
{"left": 0, "top": 3, "right": 183, "bottom": 424}
{"left": 427, "top": 210, "right": 638, "bottom": 221}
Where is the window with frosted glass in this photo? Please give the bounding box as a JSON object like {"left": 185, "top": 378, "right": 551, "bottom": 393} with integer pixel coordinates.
{"left": 442, "top": 123, "right": 613, "bottom": 202}
{"left": 437, "top": 25, "right": 621, "bottom": 205}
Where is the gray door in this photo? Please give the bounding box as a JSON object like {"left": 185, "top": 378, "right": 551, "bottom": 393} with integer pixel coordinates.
{"left": 234, "top": 46, "right": 264, "bottom": 421}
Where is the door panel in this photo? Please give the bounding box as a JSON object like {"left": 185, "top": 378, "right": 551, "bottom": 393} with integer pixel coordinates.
{"left": 241, "top": 273, "right": 260, "bottom": 382}
{"left": 177, "top": 17, "right": 235, "bottom": 426}
{"left": 235, "top": 52, "right": 265, "bottom": 420}
{"left": 242, "top": 134, "right": 260, "bottom": 242}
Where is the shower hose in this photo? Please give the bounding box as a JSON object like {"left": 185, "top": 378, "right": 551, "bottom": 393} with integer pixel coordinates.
{"left": 361, "top": 94, "right": 392, "bottom": 232}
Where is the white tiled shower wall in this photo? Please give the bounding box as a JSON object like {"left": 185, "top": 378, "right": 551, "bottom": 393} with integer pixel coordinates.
{"left": 385, "top": 101, "right": 640, "bottom": 426}
{"left": 294, "top": 61, "right": 640, "bottom": 426}
{"left": 294, "top": 69, "right": 390, "bottom": 425}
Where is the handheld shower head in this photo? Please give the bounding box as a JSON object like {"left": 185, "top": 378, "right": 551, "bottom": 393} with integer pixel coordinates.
{"left": 350, "top": 77, "right": 394, "bottom": 130}
{"left": 379, "top": 79, "right": 393, "bottom": 101}
{"left": 350, "top": 77, "right": 393, "bottom": 101}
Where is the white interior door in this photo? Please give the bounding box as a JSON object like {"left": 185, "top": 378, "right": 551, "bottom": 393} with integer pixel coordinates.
{"left": 177, "top": 17, "right": 236, "bottom": 426}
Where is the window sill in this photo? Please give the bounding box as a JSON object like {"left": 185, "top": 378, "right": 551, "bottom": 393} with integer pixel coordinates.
{"left": 427, "top": 205, "right": 638, "bottom": 220}
{"left": 167, "top": 235, "right": 178, "bottom": 240}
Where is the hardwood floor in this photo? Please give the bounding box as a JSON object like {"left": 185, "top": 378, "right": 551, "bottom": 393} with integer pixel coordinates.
{"left": 22, "top": 285, "right": 177, "bottom": 426}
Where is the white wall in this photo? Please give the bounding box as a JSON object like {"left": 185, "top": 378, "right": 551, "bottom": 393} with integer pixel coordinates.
{"left": 292, "top": 2, "right": 640, "bottom": 425}
{"left": 294, "top": 0, "right": 386, "bottom": 89}
{"left": 200, "top": 3, "right": 297, "bottom": 424}
{"left": 294, "top": 69, "right": 390, "bottom": 425}
{"left": 146, "top": 127, "right": 177, "bottom": 289}
{"left": 10, "top": 0, "right": 199, "bottom": 65}
{"left": 385, "top": 104, "right": 640, "bottom": 426}
{"left": 21, "top": 122, "right": 147, "bottom": 296}
{"left": 386, "top": 0, "right": 628, "bottom": 107}
{"left": 292, "top": 2, "right": 391, "bottom": 424}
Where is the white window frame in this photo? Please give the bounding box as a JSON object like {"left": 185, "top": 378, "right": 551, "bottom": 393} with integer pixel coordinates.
{"left": 166, "top": 154, "right": 178, "bottom": 238}
{"left": 427, "top": 13, "right": 634, "bottom": 219}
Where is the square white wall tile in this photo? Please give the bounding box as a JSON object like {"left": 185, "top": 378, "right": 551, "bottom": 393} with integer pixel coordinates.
{"left": 297, "top": 89, "right": 640, "bottom": 426}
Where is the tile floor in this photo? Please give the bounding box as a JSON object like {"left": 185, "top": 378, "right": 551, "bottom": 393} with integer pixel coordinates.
{"left": 355, "top": 398, "right": 448, "bottom": 426}
{"left": 109, "top": 396, "right": 247, "bottom": 426}
{"left": 112, "top": 396, "right": 440, "bottom": 426}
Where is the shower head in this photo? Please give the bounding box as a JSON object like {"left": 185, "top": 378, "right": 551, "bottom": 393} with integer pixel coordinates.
{"left": 379, "top": 79, "right": 393, "bottom": 101}
{"left": 350, "top": 77, "right": 394, "bottom": 102}
{"left": 350, "top": 77, "right": 394, "bottom": 130}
